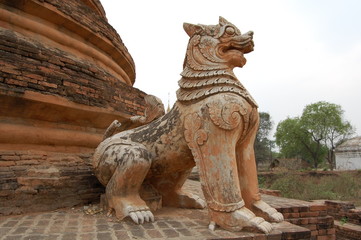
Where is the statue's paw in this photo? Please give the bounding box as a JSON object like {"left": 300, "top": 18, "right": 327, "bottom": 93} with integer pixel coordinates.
{"left": 248, "top": 216, "right": 273, "bottom": 234}
{"left": 163, "top": 191, "right": 206, "bottom": 209}
{"left": 233, "top": 207, "right": 273, "bottom": 234}
{"left": 127, "top": 207, "right": 154, "bottom": 224}
{"left": 106, "top": 208, "right": 114, "bottom": 217}
{"left": 269, "top": 212, "right": 284, "bottom": 222}
{"left": 209, "top": 206, "right": 273, "bottom": 233}
{"left": 252, "top": 200, "right": 284, "bottom": 223}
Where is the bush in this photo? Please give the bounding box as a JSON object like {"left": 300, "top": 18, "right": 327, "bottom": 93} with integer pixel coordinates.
{"left": 266, "top": 171, "right": 361, "bottom": 206}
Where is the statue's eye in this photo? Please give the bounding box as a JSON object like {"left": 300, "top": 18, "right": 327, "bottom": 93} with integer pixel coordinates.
{"left": 225, "top": 26, "right": 235, "bottom": 35}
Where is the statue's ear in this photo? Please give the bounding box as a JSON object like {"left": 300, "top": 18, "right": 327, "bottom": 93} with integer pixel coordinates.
{"left": 219, "top": 16, "right": 231, "bottom": 26}
{"left": 183, "top": 23, "right": 203, "bottom": 37}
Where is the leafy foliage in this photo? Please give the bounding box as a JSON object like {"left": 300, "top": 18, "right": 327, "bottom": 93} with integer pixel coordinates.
{"left": 255, "top": 112, "right": 274, "bottom": 165}
{"left": 300, "top": 101, "right": 354, "bottom": 169}
{"left": 275, "top": 101, "right": 354, "bottom": 169}
{"left": 275, "top": 117, "right": 328, "bottom": 168}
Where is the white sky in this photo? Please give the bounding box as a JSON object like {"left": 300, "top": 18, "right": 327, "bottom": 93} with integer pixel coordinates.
{"left": 101, "top": 0, "right": 361, "bottom": 138}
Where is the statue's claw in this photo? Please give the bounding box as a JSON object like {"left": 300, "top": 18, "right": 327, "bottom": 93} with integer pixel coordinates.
{"left": 142, "top": 210, "right": 154, "bottom": 222}
{"left": 127, "top": 208, "right": 154, "bottom": 224}
{"left": 148, "top": 211, "right": 155, "bottom": 222}
{"left": 106, "top": 208, "right": 113, "bottom": 217}
{"left": 141, "top": 211, "right": 149, "bottom": 222}
{"left": 208, "top": 221, "right": 216, "bottom": 231}
{"left": 270, "top": 212, "right": 284, "bottom": 222}
{"left": 135, "top": 211, "right": 144, "bottom": 224}
{"left": 129, "top": 212, "right": 138, "bottom": 224}
{"left": 252, "top": 200, "right": 284, "bottom": 223}
{"left": 249, "top": 216, "right": 273, "bottom": 234}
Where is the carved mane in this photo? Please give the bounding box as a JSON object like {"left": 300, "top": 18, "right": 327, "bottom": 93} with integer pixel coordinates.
{"left": 176, "top": 17, "right": 258, "bottom": 107}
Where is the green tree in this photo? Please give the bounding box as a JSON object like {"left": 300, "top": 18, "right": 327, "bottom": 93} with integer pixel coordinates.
{"left": 300, "top": 101, "right": 354, "bottom": 169}
{"left": 255, "top": 112, "right": 273, "bottom": 166}
{"left": 275, "top": 101, "right": 354, "bottom": 169}
{"left": 275, "top": 117, "right": 327, "bottom": 168}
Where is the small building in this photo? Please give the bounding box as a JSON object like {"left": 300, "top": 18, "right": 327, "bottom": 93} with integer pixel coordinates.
{"left": 335, "top": 137, "right": 361, "bottom": 170}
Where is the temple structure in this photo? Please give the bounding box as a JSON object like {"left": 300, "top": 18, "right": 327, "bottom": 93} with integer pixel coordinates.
{"left": 335, "top": 136, "right": 361, "bottom": 170}
{"left": 0, "top": 0, "right": 146, "bottom": 214}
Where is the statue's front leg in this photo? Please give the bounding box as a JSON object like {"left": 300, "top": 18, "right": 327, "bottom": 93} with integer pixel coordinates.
{"left": 184, "top": 112, "right": 272, "bottom": 233}
{"left": 236, "top": 110, "right": 284, "bottom": 223}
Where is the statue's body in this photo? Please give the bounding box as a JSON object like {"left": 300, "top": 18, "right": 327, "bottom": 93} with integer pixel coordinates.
{"left": 92, "top": 17, "right": 283, "bottom": 233}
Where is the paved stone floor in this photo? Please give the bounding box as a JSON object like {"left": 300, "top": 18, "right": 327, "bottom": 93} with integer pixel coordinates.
{"left": 0, "top": 180, "right": 309, "bottom": 240}
{"left": 0, "top": 206, "right": 308, "bottom": 240}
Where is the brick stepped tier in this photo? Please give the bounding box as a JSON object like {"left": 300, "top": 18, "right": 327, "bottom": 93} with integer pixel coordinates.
{"left": 0, "top": 0, "right": 146, "bottom": 215}
{"left": 334, "top": 220, "right": 361, "bottom": 240}
{"left": 263, "top": 195, "right": 335, "bottom": 239}
{"left": 320, "top": 200, "right": 361, "bottom": 239}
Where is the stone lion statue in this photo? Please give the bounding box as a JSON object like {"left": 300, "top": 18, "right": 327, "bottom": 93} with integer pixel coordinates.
{"left": 92, "top": 17, "right": 283, "bottom": 233}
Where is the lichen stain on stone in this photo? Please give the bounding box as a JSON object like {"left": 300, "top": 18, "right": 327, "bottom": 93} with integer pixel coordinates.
{"left": 129, "top": 107, "right": 180, "bottom": 144}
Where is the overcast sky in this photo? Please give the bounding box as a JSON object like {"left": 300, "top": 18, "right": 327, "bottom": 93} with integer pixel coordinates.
{"left": 101, "top": 0, "right": 361, "bottom": 138}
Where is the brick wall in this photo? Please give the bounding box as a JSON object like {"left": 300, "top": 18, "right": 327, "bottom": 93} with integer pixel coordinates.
{"left": 323, "top": 200, "right": 361, "bottom": 240}
{"left": 0, "top": 150, "right": 103, "bottom": 215}
{"left": 0, "top": 0, "right": 148, "bottom": 215}
{"left": 324, "top": 200, "right": 361, "bottom": 225}
{"left": 264, "top": 195, "right": 336, "bottom": 240}
{"left": 0, "top": 28, "right": 145, "bottom": 116}
{"left": 281, "top": 204, "right": 335, "bottom": 239}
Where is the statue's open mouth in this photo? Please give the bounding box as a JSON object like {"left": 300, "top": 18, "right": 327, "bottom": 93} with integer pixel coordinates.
{"left": 221, "top": 31, "right": 254, "bottom": 55}
{"left": 228, "top": 40, "right": 254, "bottom": 54}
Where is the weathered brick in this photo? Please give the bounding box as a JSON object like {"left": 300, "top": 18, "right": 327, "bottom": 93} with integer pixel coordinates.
{"left": 63, "top": 81, "right": 80, "bottom": 88}
{"left": 39, "top": 81, "right": 57, "bottom": 88}
{"left": 316, "top": 235, "right": 335, "bottom": 240}
{"left": 5, "top": 79, "right": 28, "bottom": 87}
{"left": 0, "top": 189, "right": 14, "bottom": 197}
{"left": 0, "top": 161, "right": 15, "bottom": 167}
{"left": 15, "top": 160, "right": 39, "bottom": 165}
{"left": 2, "top": 67, "right": 21, "bottom": 75}
{"left": 1, "top": 155, "right": 20, "bottom": 161}
{"left": 311, "top": 230, "right": 318, "bottom": 236}
{"left": 310, "top": 205, "right": 327, "bottom": 212}
{"left": 300, "top": 211, "right": 319, "bottom": 217}
{"left": 27, "top": 73, "right": 43, "bottom": 81}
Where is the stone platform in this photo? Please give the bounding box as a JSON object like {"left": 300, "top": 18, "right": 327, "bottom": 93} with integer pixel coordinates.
{"left": 0, "top": 180, "right": 335, "bottom": 240}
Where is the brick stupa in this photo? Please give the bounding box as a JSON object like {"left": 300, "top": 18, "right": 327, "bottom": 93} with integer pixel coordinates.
{"left": 0, "top": 0, "right": 146, "bottom": 215}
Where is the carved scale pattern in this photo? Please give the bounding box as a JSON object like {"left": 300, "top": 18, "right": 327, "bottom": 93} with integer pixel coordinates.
{"left": 180, "top": 67, "right": 236, "bottom": 79}
{"left": 178, "top": 76, "right": 243, "bottom": 89}
{"left": 177, "top": 84, "right": 257, "bottom": 107}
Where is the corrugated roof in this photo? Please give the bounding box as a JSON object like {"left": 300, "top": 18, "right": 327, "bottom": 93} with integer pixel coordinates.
{"left": 336, "top": 137, "right": 361, "bottom": 152}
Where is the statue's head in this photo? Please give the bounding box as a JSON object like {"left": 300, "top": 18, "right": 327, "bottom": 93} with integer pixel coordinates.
{"left": 183, "top": 17, "right": 254, "bottom": 69}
